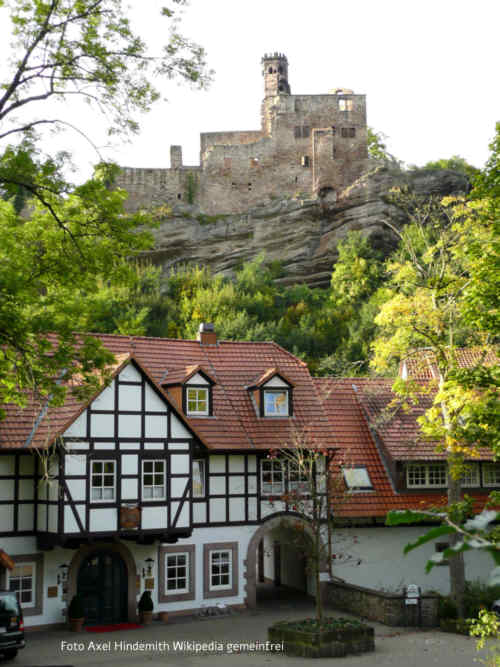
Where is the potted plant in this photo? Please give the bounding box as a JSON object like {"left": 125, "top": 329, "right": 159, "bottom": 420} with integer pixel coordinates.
{"left": 138, "top": 591, "right": 154, "bottom": 624}
{"left": 68, "top": 594, "right": 85, "bottom": 632}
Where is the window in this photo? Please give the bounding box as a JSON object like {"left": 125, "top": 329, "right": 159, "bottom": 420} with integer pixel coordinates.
{"left": 91, "top": 460, "right": 116, "bottom": 501}
{"left": 289, "top": 464, "right": 309, "bottom": 494}
{"left": 209, "top": 550, "right": 231, "bottom": 590}
{"left": 341, "top": 127, "right": 356, "bottom": 138}
{"left": 186, "top": 387, "right": 209, "bottom": 416}
{"left": 483, "top": 463, "right": 500, "bottom": 487}
{"left": 301, "top": 155, "right": 310, "bottom": 168}
{"left": 9, "top": 563, "right": 35, "bottom": 607}
{"left": 158, "top": 545, "right": 195, "bottom": 602}
{"left": 263, "top": 389, "right": 289, "bottom": 416}
{"left": 203, "top": 542, "right": 238, "bottom": 598}
{"left": 192, "top": 459, "right": 206, "bottom": 497}
{"left": 294, "top": 126, "right": 310, "bottom": 139}
{"left": 261, "top": 459, "right": 284, "bottom": 496}
{"left": 339, "top": 98, "right": 353, "bottom": 111}
{"left": 460, "top": 463, "right": 480, "bottom": 488}
{"left": 343, "top": 466, "right": 373, "bottom": 491}
{"left": 142, "top": 459, "right": 166, "bottom": 500}
{"left": 166, "top": 553, "right": 189, "bottom": 593}
{"left": 406, "top": 463, "right": 447, "bottom": 488}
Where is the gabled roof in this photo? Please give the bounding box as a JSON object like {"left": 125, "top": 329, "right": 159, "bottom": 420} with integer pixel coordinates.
{"left": 0, "top": 353, "right": 203, "bottom": 451}
{"left": 247, "top": 367, "right": 295, "bottom": 388}
{"left": 0, "top": 334, "right": 336, "bottom": 452}
{"left": 400, "top": 347, "right": 498, "bottom": 380}
{"left": 161, "top": 364, "right": 216, "bottom": 386}
{"left": 314, "top": 377, "right": 492, "bottom": 518}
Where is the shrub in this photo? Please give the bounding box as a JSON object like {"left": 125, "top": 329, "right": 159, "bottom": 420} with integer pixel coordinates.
{"left": 138, "top": 591, "right": 153, "bottom": 612}
{"left": 464, "top": 581, "right": 500, "bottom": 619}
{"left": 68, "top": 595, "right": 84, "bottom": 619}
{"left": 439, "top": 596, "right": 458, "bottom": 620}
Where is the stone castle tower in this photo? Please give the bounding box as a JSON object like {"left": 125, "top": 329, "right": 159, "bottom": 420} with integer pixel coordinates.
{"left": 115, "top": 54, "right": 368, "bottom": 215}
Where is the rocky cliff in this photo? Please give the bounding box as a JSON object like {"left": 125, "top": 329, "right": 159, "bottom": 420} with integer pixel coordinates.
{"left": 144, "top": 164, "right": 469, "bottom": 288}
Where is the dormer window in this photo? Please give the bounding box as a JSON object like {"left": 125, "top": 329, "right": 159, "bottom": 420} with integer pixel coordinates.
{"left": 249, "top": 368, "right": 294, "bottom": 418}
{"left": 186, "top": 387, "right": 209, "bottom": 416}
{"left": 263, "top": 389, "right": 290, "bottom": 416}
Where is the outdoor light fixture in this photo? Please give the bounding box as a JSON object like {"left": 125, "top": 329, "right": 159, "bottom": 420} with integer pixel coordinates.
{"left": 57, "top": 563, "right": 68, "bottom": 584}
{"left": 143, "top": 557, "right": 154, "bottom": 578}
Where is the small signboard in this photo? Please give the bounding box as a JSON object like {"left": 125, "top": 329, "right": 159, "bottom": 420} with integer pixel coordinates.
{"left": 47, "top": 586, "right": 58, "bottom": 598}
{"left": 405, "top": 584, "right": 420, "bottom": 606}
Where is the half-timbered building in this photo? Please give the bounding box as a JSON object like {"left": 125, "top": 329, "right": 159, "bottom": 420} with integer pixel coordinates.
{"left": 0, "top": 330, "right": 497, "bottom": 629}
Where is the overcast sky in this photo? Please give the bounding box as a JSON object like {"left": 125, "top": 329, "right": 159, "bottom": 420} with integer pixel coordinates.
{"left": 2, "top": 0, "right": 499, "bottom": 177}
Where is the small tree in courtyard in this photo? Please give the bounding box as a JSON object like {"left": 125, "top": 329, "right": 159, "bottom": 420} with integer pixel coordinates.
{"left": 266, "top": 428, "right": 358, "bottom": 625}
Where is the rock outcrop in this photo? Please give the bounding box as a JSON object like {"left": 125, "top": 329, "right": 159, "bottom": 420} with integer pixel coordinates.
{"left": 143, "top": 164, "right": 469, "bottom": 288}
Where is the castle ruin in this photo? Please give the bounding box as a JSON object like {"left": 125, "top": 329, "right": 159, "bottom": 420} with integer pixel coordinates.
{"left": 115, "top": 54, "right": 368, "bottom": 215}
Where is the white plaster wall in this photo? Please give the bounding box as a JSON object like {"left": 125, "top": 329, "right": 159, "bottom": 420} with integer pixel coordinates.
{"left": 332, "top": 526, "right": 496, "bottom": 595}
{"left": 171, "top": 415, "right": 191, "bottom": 438}
{"left": 263, "top": 376, "right": 288, "bottom": 388}
{"left": 186, "top": 373, "right": 208, "bottom": 385}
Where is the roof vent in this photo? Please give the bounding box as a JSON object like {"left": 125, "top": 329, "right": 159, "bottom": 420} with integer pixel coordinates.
{"left": 197, "top": 322, "right": 217, "bottom": 346}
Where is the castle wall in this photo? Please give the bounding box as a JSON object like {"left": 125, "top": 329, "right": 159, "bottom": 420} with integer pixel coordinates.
{"left": 114, "top": 56, "right": 368, "bottom": 216}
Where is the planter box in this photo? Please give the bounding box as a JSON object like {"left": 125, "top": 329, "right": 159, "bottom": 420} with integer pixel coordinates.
{"left": 268, "top": 619, "right": 375, "bottom": 658}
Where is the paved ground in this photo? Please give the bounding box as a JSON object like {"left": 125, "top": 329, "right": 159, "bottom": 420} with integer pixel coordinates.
{"left": 7, "top": 593, "right": 493, "bottom": 667}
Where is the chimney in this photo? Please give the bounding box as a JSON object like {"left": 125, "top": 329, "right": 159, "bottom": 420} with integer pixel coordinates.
{"left": 197, "top": 323, "right": 217, "bottom": 346}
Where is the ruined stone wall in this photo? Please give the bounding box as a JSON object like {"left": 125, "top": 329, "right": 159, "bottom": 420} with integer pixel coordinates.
{"left": 115, "top": 166, "right": 201, "bottom": 212}
{"left": 115, "top": 56, "right": 368, "bottom": 215}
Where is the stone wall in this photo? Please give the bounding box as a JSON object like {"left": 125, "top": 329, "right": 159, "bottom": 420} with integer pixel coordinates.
{"left": 326, "top": 580, "right": 439, "bottom": 627}
{"left": 115, "top": 55, "right": 368, "bottom": 216}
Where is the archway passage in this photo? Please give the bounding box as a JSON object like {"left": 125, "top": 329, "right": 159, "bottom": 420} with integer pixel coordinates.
{"left": 246, "top": 515, "right": 321, "bottom": 611}
{"left": 77, "top": 551, "right": 127, "bottom": 625}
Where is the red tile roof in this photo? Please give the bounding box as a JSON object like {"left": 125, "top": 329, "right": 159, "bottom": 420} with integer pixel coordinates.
{"left": 0, "top": 334, "right": 336, "bottom": 453}
{"left": 314, "top": 377, "right": 492, "bottom": 518}
{"left": 400, "top": 347, "right": 498, "bottom": 380}
{"left": 161, "top": 364, "right": 215, "bottom": 386}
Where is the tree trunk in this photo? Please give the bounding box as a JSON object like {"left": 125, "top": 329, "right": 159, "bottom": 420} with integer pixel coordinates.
{"left": 447, "top": 459, "right": 466, "bottom": 618}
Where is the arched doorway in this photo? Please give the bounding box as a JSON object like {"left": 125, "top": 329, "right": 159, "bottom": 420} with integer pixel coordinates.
{"left": 246, "top": 515, "right": 328, "bottom": 609}
{"left": 67, "top": 542, "right": 137, "bottom": 624}
{"left": 77, "top": 551, "right": 127, "bottom": 625}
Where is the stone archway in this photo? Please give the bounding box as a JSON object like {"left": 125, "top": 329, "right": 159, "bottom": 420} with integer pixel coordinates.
{"left": 245, "top": 514, "right": 329, "bottom": 609}
{"left": 67, "top": 542, "right": 137, "bottom": 622}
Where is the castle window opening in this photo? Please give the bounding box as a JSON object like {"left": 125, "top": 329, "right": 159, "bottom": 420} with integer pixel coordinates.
{"left": 294, "top": 126, "right": 311, "bottom": 139}
{"left": 231, "top": 182, "right": 237, "bottom": 189}
{"left": 301, "top": 155, "right": 310, "bottom": 168}
{"left": 341, "top": 127, "right": 356, "bottom": 138}
{"left": 331, "top": 126, "right": 336, "bottom": 135}
{"left": 339, "top": 98, "right": 353, "bottom": 111}
{"left": 248, "top": 183, "right": 252, "bottom": 191}
{"left": 268, "top": 67, "right": 273, "bottom": 74}
{"left": 177, "top": 193, "right": 182, "bottom": 200}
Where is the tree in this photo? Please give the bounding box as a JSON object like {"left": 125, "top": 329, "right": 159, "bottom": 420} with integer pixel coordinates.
{"left": 371, "top": 185, "right": 498, "bottom": 616}
{"left": 266, "top": 430, "right": 355, "bottom": 625}
{"left": 367, "top": 127, "right": 401, "bottom": 165}
{"left": 421, "top": 155, "right": 480, "bottom": 182}
{"left": 0, "top": 0, "right": 210, "bottom": 413}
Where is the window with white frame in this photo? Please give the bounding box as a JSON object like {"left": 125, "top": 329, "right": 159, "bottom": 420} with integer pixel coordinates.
{"left": 8, "top": 563, "right": 35, "bottom": 607}
{"left": 142, "top": 459, "right": 166, "bottom": 500}
{"left": 460, "top": 463, "right": 480, "bottom": 488}
{"left": 406, "top": 463, "right": 447, "bottom": 488}
{"left": 186, "top": 387, "right": 209, "bottom": 416}
{"left": 289, "top": 463, "right": 310, "bottom": 494}
{"left": 261, "top": 459, "right": 284, "bottom": 495}
{"left": 91, "top": 460, "right": 116, "bottom": 501}
{"left": 192, "top": 459, "right": 206, "bottom": 497}
{"left": 483, "top": 462, "right": 500, "bottom": 487}
{"left": 166, "top": 553, "right": 189, "bottom": 593}
{"left": 343, "top": 466, "right": 373, "bottom": 490}
{"left": 209, "top": 550, "right": 232, "bottom": 590}
{"left": 263, "top": 389, "right": 289, "bottom": 416}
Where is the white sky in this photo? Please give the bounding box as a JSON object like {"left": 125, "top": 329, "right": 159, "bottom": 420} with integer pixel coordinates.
{"left": 1, "top": 0, "right": 499, "bottom": 178}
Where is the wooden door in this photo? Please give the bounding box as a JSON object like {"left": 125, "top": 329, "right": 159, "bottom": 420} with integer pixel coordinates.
{"left": 77, "top": 552, "right": 127, "bottom": 625}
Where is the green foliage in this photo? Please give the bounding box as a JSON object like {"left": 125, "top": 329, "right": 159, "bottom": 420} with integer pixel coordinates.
{"left": 463, "top": 581, "right": 500, "bottom": 619}
{"left": 420, "top": 155, "right": 480, "bottom": 181}
{"left": 469, "top": 609, "right": 500, "bottom": 667}
{"left": 185, "top": 172, "right": 198, "bottom": 205}
{"left": 439, "top": 596, "right": 458, "bottom": 620}
{"left": 0, "top": 0, "right": 211, "bottom": 413}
